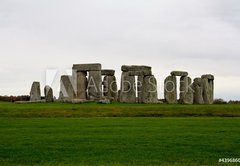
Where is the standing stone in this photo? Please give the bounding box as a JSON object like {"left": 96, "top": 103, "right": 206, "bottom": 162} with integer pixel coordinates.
{"left": 180, "top": 76, "right": 193, "bottom": 104}
{"left": 119, "top": 72, "right": 136, "bottom": 103}
{"left": 142, "top": 76, "right": 158, "bottom": 103}
{"left": 201, "top": 74, "right": 214, "bottom": 104}
{"left": 137, "top": 75, "right": 144, "bottom": 103}
{"left": 88, "top": 71, "right": 102, "bottom": 100}
{"left": 103, "top": 76, "right": 118, "bottom": 101}
{"left": 44, "top": 85, "right": 53, "bottom": 102}
{"left": 164, "top": 76, "right": 177, "bottom": 104}
{"left": 74, "top": 71, "right": 87, "bottom": 100}
{"left": 59, "top": 75, "right": 75, "bottom": 101}
{"left": 30, "top": 82, "right": 41, "bottom": 102}
{"left": 193, "top": 78, "right": 204, "bottom": 104}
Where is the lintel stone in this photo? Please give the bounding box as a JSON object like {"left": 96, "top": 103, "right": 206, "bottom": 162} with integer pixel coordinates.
{"left": 121, "top": 65, "right": 151, "bottom": 72}
{"left": 101, "top": 70, "right": 115, "bottom": 76}
{"left": 72, "top": 63, "right": 101, "bottom": 71}
{"left": 171, "top": 71, "right": 188, "bottom": 77}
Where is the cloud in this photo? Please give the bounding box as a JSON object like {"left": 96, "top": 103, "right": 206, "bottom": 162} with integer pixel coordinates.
{"left": 0, "top": 0, "right": 239, "bottom": 100}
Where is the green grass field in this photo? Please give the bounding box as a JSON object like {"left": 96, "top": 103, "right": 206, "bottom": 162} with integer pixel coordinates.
{"left": 0, "top": 102, "right": 240, "bottom": 166}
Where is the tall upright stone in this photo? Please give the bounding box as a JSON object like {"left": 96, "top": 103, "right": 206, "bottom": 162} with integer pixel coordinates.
{"left": 72, "top": 70, "right": 87, "bottom": 100}
{"left": 103, "top": 75, "right": 118, "bottom": 101}
{"left": 59, "top": 75, "right": 75, "bottom": 101}
{"left": 180, "top": 76, "right": 193, "bottom": 104}
{"left": 193, "top": 78, "right": 204, "bottom": 104}
{"left": 137, "top": 75, "right": 144, "bottom": 103}
{"left": 142, "top": 75, "right": 158, "bottom": 103}
{"left": 30, "top": 82, "right": 41, "bottom": 102}
{"left": 201, "top": 74, "right": 214, "bottom": 104}
{"left": 164, "top": 76, "right": 177, "bottom": 104}
{"left": 88, "top": 70, "right": 102, "bottom": 100}
{"left": 119, "top": 72, "right": 136, "bottom": 103}
{"left": 44, "top": 85, "right": 53, "bottom": 102}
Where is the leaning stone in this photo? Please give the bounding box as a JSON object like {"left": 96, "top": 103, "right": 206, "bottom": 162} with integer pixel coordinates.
{"left": 119, "top": 72, "right": 136, "bottom": 103}
{"left": 87, "top": 70, "right": 102, "bottom": 100}
{"left": 101, "top": 70, "right": 115, "bottom": 76}
{"left": 171, "top": 71, "right": 188, "bottom": 77}
{"left": 30, "top": 82, "right": 41, "bottom": 102}
{"left": 142, "top": 76, "right": 158, "bottom": 103}
{"left": 201, "top": 74, "right": 214, "bottom": 80}
{"left": 129, "top": 70, "right": 152, "bottom": 76}
{"left": 59, "top": 75, "right": 75, "bottom": 100}
{"left": 72, "top": 63, "right": 101, "bottom": 71}
{"left": 44, "top": 85, "right": 54, "bottom": 102}
{"left": 121, "top": 65, "right": 151, "bottom": 72}
{"left": 164, "top": 76, "right": 177, "bottom": 104}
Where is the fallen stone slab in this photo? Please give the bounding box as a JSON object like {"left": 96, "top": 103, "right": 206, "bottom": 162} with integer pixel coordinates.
{"left": 101, "top": 70, "right": 115, "bottom": 76}
{"left": 121, "top": 65, "right": 151, "bottom": 72}
{"left": 15, "top": 100, "right": 46, "bottom": 104}
{"left": 171, "top": 71, "right": 188, "bottom": 77}
{"left": 72, "top": 63, "right": 101, "bottom": 71}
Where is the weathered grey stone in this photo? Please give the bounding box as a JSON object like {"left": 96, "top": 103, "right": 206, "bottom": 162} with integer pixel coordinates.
{"left": 201, "top": 74, "right": 214, "bottom": 80}
{"left": 164, "top": 76, "right": 177, "bottom": 104}
{"left": 30, "top": 82, "right": 41, "bottom": 102}
{"left": 101, "top": 70, "right": 115, "bottom": 76}
{"left": 180, "top": 76, "right": 193, "bottom": 104}
{"left": 87, "top": 71, "right": 102, "bottom": 100}
{"left": 193, "top": 78, "right": 203, "bottom": 86}
{"left": 129, "top": 70, "right": 152, "bottom": 76}
{"left": 171, "top": 71, "right": 188, "bottom": 77}
{"left": 137, "top": 75, "right": 144, "bottom": 103}
{"left": 209, "top": 79, "right": 214, "bottom": 104}
{"left": 72, "top": 63, "right": 101, "bottom": 71}
{"left": 193, "top": 78, "right": 204, "bottom": 104}
{"left": 59, "top": 75, "right": 75, "bottom": 100}
{"left": 142, "top": 76, "right": 158, "bottom": 103}
{"left": 201, "top": 74, "right": 214, "bottom": 104}
{"left": 121, "top": 65, "right": 151, "bottom": 72}
{"left": 119, "top": 72, "right": 136, "bottom": 103}
{"left": 98, "top": 99, "right": 111, "bottom": 104}
{"left": 44, "top": 85, "right": 53, "bottom": 102}
{"left": 71, "top": 99, "right": 88, "bottom": 104}
{"left": 103, "top": 76, "right": 118, "bottom": 101}
{"left": 72, "top": 71, "right": 87, "bottom": 100}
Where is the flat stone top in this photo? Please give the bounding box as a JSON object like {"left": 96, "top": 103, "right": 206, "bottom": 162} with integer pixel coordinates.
{"left": 121, "top": 65, "right": 151, "bottom": 72}
{"left": 171, "top": 71, "right": 188, "bottom": 77}
{"left": 201, "top": 74, "right": 214, "bottom": 80}
{"left": 72, "top": 63, "right": 102, "bottom": 71}
{"left": 101, "top": 70, "right": 115, "bottom": 76}
{"left": 129, "top": 70, "right": 152, "bottom": 76}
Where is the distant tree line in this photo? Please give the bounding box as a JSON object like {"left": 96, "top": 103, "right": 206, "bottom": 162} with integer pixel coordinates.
{"left": 0, "top": 95, "right": 30, "bottom": 102}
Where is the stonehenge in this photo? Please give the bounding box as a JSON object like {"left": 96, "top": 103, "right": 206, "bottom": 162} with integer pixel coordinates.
{"left": 27, "top": 63, "right": 215, "bottom": 105}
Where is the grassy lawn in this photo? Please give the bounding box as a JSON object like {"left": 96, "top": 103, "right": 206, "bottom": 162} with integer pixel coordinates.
{"left": 0, "top": 102, "right": 240, "bottom": 117}
{"left": 0, "top": 117, "right": 240, "bottom": 166}
{"left": 0, "top": 102, "right": 240, "bottom": 165}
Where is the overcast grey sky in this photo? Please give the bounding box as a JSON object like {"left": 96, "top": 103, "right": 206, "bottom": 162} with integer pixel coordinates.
{"left": 0, "top": 0, "right": 240, "bottom": 100}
